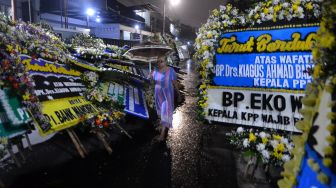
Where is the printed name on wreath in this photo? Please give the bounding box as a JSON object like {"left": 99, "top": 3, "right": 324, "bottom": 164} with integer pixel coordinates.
{"left": 217, "top": 32, "right": 317, "bottom": 54}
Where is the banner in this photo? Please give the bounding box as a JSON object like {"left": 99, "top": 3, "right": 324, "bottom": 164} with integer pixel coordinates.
{"left": 107, "top": 82, "right": 149, "bottom": 119}
{"left": 214, "top": 26, "right": 318, "bottom": 90}
{"left": 41, "top": 96, "right": 99, "bottom": 135}
{"left": 205, "top": 88, "right": 304, "bottom": 132}
{"left": 20, "top": 55, "right": 86, "bottom": 101}
{"left": 0, "top": 89, "right": 30, "bottom": 138}
{"left": 104, "top": 63, "right": 145, "bottom": 78}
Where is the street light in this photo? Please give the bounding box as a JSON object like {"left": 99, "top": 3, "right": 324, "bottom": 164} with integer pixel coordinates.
{"left": 86, "top": 8, "right": 95, "bottom": 27}
{"left": 163, "top": 0, "right": 180, "bottom": 34}
{"left": 86, "top": 8, "right": 95, "bottom": 16}
{"left": 96, "top": 17, "right": 101, "bottom": 23}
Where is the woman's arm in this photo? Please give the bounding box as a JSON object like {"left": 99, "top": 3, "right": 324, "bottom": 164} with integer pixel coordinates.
{"left": 147, "top": 70, "right": 154, "bottom": 80}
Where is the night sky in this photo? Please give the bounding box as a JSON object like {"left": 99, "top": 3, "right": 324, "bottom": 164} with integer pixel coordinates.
{"left": 118, "top": 0, "right": 228, "bottom": 28}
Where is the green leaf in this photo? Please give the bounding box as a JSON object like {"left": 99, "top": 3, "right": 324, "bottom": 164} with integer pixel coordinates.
{"left": 243, "top": 150, "right": 257, "bottom": 157}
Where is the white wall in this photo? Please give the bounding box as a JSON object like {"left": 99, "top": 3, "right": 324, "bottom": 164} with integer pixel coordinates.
{"left": 93, "top": 23, "right": 121, "bottom": 39}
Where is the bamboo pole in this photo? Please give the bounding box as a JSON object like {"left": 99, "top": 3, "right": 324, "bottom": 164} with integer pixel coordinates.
{"left": 70, "top": 129, "right": 88, "bottom": 155}
{"left": 96, "top": 131, "right": 112, "bottom": 155}
{"left": 115, "top": 124, "right": 133, "bottom": 139}
{"left": 16, "top": 139, "right": 25, "bottom": 161}
{"left": 6, "top": 144, "right": 21, "bottom": 167}
{"left": 25, "top": 132, "right": 32, "bottom": 151}
{"left": 66, "top": 129, "right": 85, "bottom": 158}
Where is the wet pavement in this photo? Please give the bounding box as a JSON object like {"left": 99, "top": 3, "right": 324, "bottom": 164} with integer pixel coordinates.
{"left": 0, "top": 59, "right": 241, "bottom": 188}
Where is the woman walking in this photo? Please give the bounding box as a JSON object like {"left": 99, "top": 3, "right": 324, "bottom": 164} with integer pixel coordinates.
{"left": 150, "top": 56, "right": 180, "bottom": 142}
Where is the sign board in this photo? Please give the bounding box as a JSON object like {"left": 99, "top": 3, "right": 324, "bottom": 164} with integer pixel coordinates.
{"left": 0, "top": 89, "right": 30, "bottom": 138}
{"left": 20, "top": 55, "right": 86, "bottom": 102}
{"left": 41, "top": 96, "right": 99, "bottom": 136}
{"left": 20, "top": 55, "right": 100, "bottom": 135}
{"left": 205, "top": 88, "right": 303, "bottom": 132}
{"left": 107, "top": 82, "right": 149, "bottom": 119}
{"left": 214, "top": 26, "right": 318, "bottom": 90}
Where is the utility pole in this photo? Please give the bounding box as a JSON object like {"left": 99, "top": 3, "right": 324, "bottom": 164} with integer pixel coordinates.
{"left": 60, "top": 0, "right": 63, "bottom": 28}
{"left": 11, "top": 0, "right": 16, "bottom": 21}
{"left": 162, "top": 0, "right": 165, "bottom": 35}
{"left": 28, "top": 0, "right": 32, "bottom": 22}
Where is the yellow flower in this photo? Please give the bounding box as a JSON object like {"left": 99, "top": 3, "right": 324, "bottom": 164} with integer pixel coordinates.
{"left": 200, "top": 102, "right": 208, "bottom": 108}
{"left": 327, "top": 124, "right": 335, "bottom": 132}
{"left": 262, "top": 137, "right": 268, "bottom": 144}
{"left": 273, "top": 13, "right": 277, "bottom": 22}
{"left": 273, "top": 150, "right": 283, "bottom": 159}
{"left": 323, "top": 158, "right": 332, "bottom": 167}
{"left": 292, "top": 4, "right": 299, "bottom": 12}
{"left": 320, "top": 32, "right": 335, "bottom": 49}
{"left": 200, "top": 84, "right": 207, "bottom": 90}
{"left": 323, "top": 146, "right": 334, "bottom": 156}
{"left": 254, "top": 13, "right": 260, "bottom": 19}
{"left": 212, "top": 9, "right": 219, "bottom": 17}
{"left": 317, "top": 172, "right": 329, "bottom": 184}
{"left": 263, "top": 8, "right": 269, "bottom": 14}
{"left": 226, "top": 4, "right": 232, "bottom": 11}
{"left": 326, "top": 136, "right": 335, "bottom": 144}
{"left": 313, "top": 64, "right": 321, "bottom": 79}
{"left": 273, "top": 134, "right": 282, "bottom": 141}
{"left": 249, "top": 133, "right": 256, "bottom": 142}
{"left": 22, "top": 93, "right": 30, "bottom": 101}
{"left": 207, "top": 33, "right": 212, "bottom": 39}
{"left": 201, "top": 45, "right": 209, "bottom": 51}
{"left": 6, "top": 44, "right": 13, "bottom": 52}
{"left": 305, "top": 2, "right": 313, "bottom": 10}
{"left": 274, "top": 5, "right": 282, "bottom": 12}
{"left": 276, "top": 143, "right": 285, "bottom": 152}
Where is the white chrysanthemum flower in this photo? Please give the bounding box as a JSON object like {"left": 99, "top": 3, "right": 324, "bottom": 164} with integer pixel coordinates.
{"left": 256, "top": 19, "right": 262, "bottom": 24}
{"left": 254, "top": 5, "right": 260, "bottom": 12}
{"left": 270, "top": 140, "right": 279, "bottom": 148}
{"left": 278, "top": 11, "right": 285, "bottom": 20}
{"left": 259, "top": 132, "right": 266, "bottom": 138}
{"left": 297, "top": 6, "right": 304, "bottom": 13}
{"left": 243, "top": 139, "right": 250, "bottom": 148}
{"left": 219, "top": 5, "right": 226, "bottom": 11}
{"left": 287, "top": 14, "right": 293, "bottom": 21}
{"left": 282, "top": 155, "right": 290, "bottom": 162}
{"left": 313, "top": 10, "right": 320, "bottom": 17}
{"left": 265, "top": 14, "right": 273, "bottom": 20}
{"left": 261, "top": 150, "right": 270, "bottom": 159}
{"left": 237, "top": 127, "right": 244, "bottom": 133}
{"left": 206, "top": 62, "right": 214, "bottom": 68}
{"left": 203, "top": 50, "right": 210, "bottom": 59}
{"left": 232, "top": 8, "right": 238, "bottom": 16}
{"left": 281, "top": 138, "right": 289, "bottom": 145}
{"left": 283, "top": 2, "right": 290, "bottom": 8}
{"left": 239, "top": 17, "right": 246, "bottom": 24}
{"left": 223, "top": 14, "right": 230, "bottom": 20}
{"left": 256, "top": 143, "right": 266, "bottom": 151}
{"left": 287, "top": 143, "right": 294, "bottom": 151}
{"left": 273, "top": 0, "right": 280, "bottom": 5}
{"left": 260, "top": 13, "right": 265, "bottom": 19}
{"left": 248, "top": 10, "right": 254, "bottom": 18}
